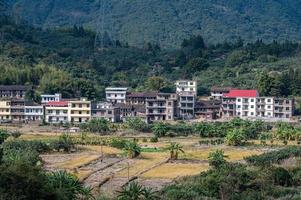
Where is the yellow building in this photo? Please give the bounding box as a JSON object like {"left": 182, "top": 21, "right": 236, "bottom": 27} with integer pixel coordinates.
{"left": 68, "top": 98, "right": 91, "bottom": 123}
{"left": 0, "top": 99, "right": 11, "bottom": 121}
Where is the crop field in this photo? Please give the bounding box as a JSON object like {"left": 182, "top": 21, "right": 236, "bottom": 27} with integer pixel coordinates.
{"left": 29, "top": 133, "right": 271, "bottom": 196}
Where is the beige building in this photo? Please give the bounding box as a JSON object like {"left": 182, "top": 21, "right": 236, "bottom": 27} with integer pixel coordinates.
{"left": 175, "top": 80, "right": 197, "bottom": 94}
{"left": 68, "top": 98, "right": 91, "bottom": 123}
{"left": 0, "top": 99, "right": 11, "bottom": 121}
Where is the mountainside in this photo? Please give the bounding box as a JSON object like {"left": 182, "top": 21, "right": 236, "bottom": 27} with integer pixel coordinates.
{"left": 4, "top": 0, "right": 301, "bottom": 48}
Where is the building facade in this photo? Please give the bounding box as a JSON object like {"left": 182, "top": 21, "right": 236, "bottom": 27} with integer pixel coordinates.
{"left": 105, "top": 87, "right": 128, "bottom": 103}
{"left": 195, "top": 100, "right": 222, "bottom": 119}
{"left": 45, "top": 101, "right": 69, "bottom": 124}
{"left": 0, "top": 85, "right": 31, "bottom": 99}
{"left": 91, "top": 102, "right": 120, "bottom": 123}
{"left": 175, "top": 80, "right": 197, "bottom": 94}
{"left": 68, "top": 98, "right": 91, "bottom": 123}
{"left": 178, "top": 92, "right": 195, "bottom": 119}
{"left": 24, "top": 101, "right": 43, "bottom": 122}
{"left": 146, "top": 93, "right": 177, "bottom": 123}
{"left": 210, "top": 86, "right": 232, "bottom": 100}
{"left": 0, "top": 99, "right": 11, "bottom": 121}
{"left": 41, "top": 93, "right": 62, "bottom": 104}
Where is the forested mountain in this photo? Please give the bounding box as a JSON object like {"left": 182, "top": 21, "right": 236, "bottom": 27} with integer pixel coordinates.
{"left": 1, "top": 12, "right": 301, "bottom": 103}
{"left": 4, "top": 0, "right": 301, "bottom": 47}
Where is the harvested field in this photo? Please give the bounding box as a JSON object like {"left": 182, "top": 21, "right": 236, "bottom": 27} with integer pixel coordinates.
{"left": 141, "top": 162, "right": 209, "bottom": 179}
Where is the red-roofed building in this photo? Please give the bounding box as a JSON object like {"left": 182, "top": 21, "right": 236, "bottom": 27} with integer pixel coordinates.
{"left": 223, "top": 90, "right": 259, "bottom": 98}
{"left": 222, "top": 90, "right": 259, "bottom": 118}
{"left": 45, "top": 101, "right": 69, "bottom": 123}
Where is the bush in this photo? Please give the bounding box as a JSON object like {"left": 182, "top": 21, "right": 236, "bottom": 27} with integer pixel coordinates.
{"left": 152, "top": 122, "right": 169, "bottom": 137}
{"left": 0, "top": 129, "right": 9, "bottom": 144}
{"left": 125, "top": 117, "right": 149, "bottom": 132}
{"left": 83, "top": 118, "right": 110, "bottom": 134}
{"left": 2, "top": 140, "right": 51, "bottom": 153}
{"left": 208, "top": 150, "right": 228, "bottom": 169}
{"left": 11, "top": 131, "right": 22, "bottom": 139}
{"left": 150, "top": 137, "right": 158, "bottom": 143}
{"left": 225, "top": 128, "right": 245, "bottom": 146}
{"left": 142, "top": 138, "right": 148, "bottom": 142}
{"left": 109, "top": 138, "right": 128, "bottom": 149}
{"left": 51, "top": 133, "right": 74, "bottom": 152}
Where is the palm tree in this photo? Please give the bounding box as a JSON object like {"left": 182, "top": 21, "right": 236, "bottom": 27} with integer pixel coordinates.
{"left": 117, "top": 182, "right": 159, "bottom": 200}
{"left": 166, "top": 142, "right": 184, "bottom": 160}
{"left": 123, "top": 141, "right": 141, "bottom": 159}
{"left": 117, "top": 182, "right": 144, "bottom": 200}
{"left": 47, "top": 170, "right": 93, "bottom": 200}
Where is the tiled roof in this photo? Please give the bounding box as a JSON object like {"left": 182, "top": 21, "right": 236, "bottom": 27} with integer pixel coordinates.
{"left": 127, "top": 92, "right": 158, "bottom": 98}
{"left": 0, "top": 85, "right": 32, "bottom": 90}
{"left": 46, "top": 101, "right": 68, "bottom": 106}
{"left": 211, "top": 86, "right": 233, "bottom": 92}
{"left": 223, "top": 90, "right": 259, "bottom": 98}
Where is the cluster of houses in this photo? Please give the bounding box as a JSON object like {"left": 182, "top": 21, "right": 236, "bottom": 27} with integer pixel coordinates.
{"left": 0, "top": 82, "right": 295, "bottom": 124}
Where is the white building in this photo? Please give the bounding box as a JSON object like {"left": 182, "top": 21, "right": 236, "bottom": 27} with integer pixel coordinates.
{"left": 24, "top": 101, "right": 43, "bottom": 121}
{"left": 45, "top": 101, "right": 69, "bottom": 124}
{"left": 175, "top": 80, "right": 197, "bottom": 95}
{"left": 105, "top": 87, "right": 128, "bottom": 104}
{"left": 41, "top": 93, "right": 62, "bottom": 104}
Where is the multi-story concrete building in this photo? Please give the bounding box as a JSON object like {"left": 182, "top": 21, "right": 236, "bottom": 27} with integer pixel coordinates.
{"left": 68, "top": 98, "right": 91, "bottom": 123}
{"left": 222, "top": 90, "right": 259, "bottom": 118}
{"left": 24, "top": 101, "right": 43, "bottom": 122}
{"left": 10, "top": 99, "right": 25, "bottom": 122}
{"left": 175, "top": 80, "right": 197, "bottom": 94}
{"left": 41, "top": 93, "right": 62, "bottom": 104}
{"left": 0, "top": 99, "right": 11, "bottom": 121}
{"left": 45, "top": 101, "right": 69, "bottom": 124}
{"left": 146, "top": 93, "right": 177, "bottom": 123}
{"left": 210, "top": 86, "right": 232, "bottom": 100}
{"left": 178, "top": 92, "right": 195, "bottom": 119}
{"left": 106, "top": 87, "right": 128, "bottom": 103}
{"left": 0, "top": 85, "right": 31, "bottom": 99}
{"left": 91, "top": 102, "right": 120, "bottom": 123}
{"left": 126, "top": 92, "right": 157, "bottom": 105}
{"left": 273, "top": 98, "right": 294, "bottom": 119}
{"left": 194, "top": 100, "right": 222, "bottom": 119}
{"left": 222, "top": 90, "right": 294, "bottom": 120}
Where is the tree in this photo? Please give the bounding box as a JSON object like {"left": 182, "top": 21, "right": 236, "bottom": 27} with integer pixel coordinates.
{"left": 225, "top": 128, "right": 245, "bottom": 146}
{"left": 52, "top": 133, "right": 74, "bottom": 153}
{"left": 123, "top": 141, "right": 141, "bottom": 159}
{"left": 152, "top": 122, "right": 168, "bottom": 137}
{"left": 184, "top": 57, "right": 209, "bottom": 74}
{"left": 145, "top": 76, "right": 165, "bottom": 91}
{"left": 166, "top": 142, "right": 184, "bottom": 160}
{"left": 208, "top": 150, "right": 228, "bottom": 169}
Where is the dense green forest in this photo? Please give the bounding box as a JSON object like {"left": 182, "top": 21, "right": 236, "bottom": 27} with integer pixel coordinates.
{"left": 1, "top": 14, "right": 301, "bottom": 101}
{"left": 5, "top": 0, "right": 301, "bottom": 47}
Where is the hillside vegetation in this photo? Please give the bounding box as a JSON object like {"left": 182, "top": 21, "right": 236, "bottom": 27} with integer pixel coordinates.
{"left": 5, "top": 0, "right": 301, "bottom": 47}
{"left": 2, "top": 14, "right": 301, "bottom": 103}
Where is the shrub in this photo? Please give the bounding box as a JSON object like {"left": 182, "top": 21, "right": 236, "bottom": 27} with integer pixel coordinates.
{"left": 225, "top": 128, "right": 245, "bottom": 146}
{"left": 0, "top": 129, "right": 9, "bottom": 144}
{"left": 125, "top": 117, "right": 149, "bottom": 132}
{"left": 142, "top": 138, "right": 148, "bottom": 142}
{"left": 109, "top": 138, "right": 128, "bottom": 149}
{"left": 150, "top": 137, "right": 158, "bottom": 143}
{"left": 152, "top": 122, "right": 169, "bottom": 137}
{"left": 123, "top": 140, "right": 141, "bottom": 158}
{"left": 208, "top": 150, "right": 228, "bottom": 169}
{"left": 11, "top": 131, "right": 22, "bottom": 139}
{"left": 51, "top": 133, "right": 74, "bottom": 153}
{"left": 2, "top": 140, "right": 51, "bottom": 153}
{"left": 83, "top": 118, "right": 110, "bottom": 134}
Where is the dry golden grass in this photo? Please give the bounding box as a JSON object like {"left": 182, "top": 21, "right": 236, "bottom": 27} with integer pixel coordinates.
{"left": 20, "top": 134, "right": 59, "bottom": 141}
{"left": 116, "top": 152, "right": 169, "bottom": 177}
{"left": 56, "top": 155, "right": 100, "bottom": 169}
{"left": 75, "top": 169, "right": 94, "bottom": 181}
{"left": 141, "top": 163, "right": 209, "bottom": 179}
{"left": 250, "top": 139, "right": 299, "bottom": 146}
{"left": 180, "top": 147, "right": 263, "bottom": 161}
{"left": 83, "top": 145, "right": 122, "bottom": 155}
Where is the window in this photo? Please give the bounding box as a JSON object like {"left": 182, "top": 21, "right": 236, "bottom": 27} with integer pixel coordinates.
{"left": 63, "top": 110, "right": 67, "bottom": 114}
{"left": 250, "top": 99, "right": 254, "bottom": 102}
{"left": 237, "top": 98, "right": 241, "bottom": 102}
{"left": 79, "top": 104, "right": 82, "bottom": 108}
{"left": 237, "top": 105, "right": 241, "bottom": 109}
{"left": 267, "top": 99, "right": 271, "bottom": 103}
{"left": 251, "top": 112, "right": 254, "bottom": 115}
{"left": 267, "top": 106, "right": 271, "bottom": 109}
{"left": 286, "top": 107, "right": 290, "bottom": 111}
{"left": 286, "top": 100, "right": 290, "bottom": 104}
{"left": 251, "top": 105, "right": 254, "bottom": 109}
{"left": 79, "top": 111, "right": 82, "bottom": 114}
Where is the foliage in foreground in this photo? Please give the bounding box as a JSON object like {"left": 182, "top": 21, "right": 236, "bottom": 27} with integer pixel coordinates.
{"left": 117, "top": 182, "right": 158, "bottom": 200}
